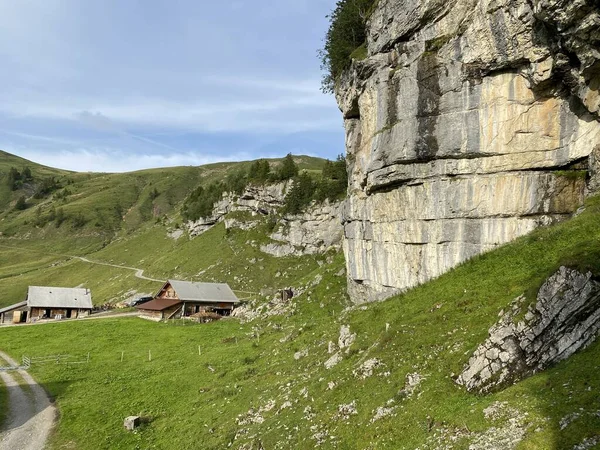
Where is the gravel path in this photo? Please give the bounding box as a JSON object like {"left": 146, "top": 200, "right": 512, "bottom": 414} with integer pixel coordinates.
{"left": 0, "top": 352, "right": 56, "bottom": 450}
{"left": 0, "top": 243, "right": 163, "bottom": 283}
{"left": 0, "top": 311, "right": 140, "bottom": 328}
{"left": 74, "top": 256, "right": 163, "bottom": 282}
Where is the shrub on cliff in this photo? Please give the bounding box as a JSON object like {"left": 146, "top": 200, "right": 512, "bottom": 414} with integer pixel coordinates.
{"left": 284, "top": 172, "right": 316, "bottom": 215}
{"left": 320, "top": 0, "right": 376, "bottom": 93}
{"left": 275, "top": 153, "right": 299, "bottom": 181}
{"left": 7, "top": 167, "right": 22, "bottom": 191}
{"left": 182, "top": 182, "right": 225, "bottom": 222}
{"left": 315, "top": 154, "right": 348, "bottom": 202}
{"left": 248, "top": 160, "right": 271, "bottom": 183}
{"left": 14, "top": 195, "right": 27, "bottom": 211}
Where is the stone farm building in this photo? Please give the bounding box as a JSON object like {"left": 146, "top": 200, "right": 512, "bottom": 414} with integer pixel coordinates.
{"left": 0, "top": 286, "right": 93, "bottom": 324}
{"left": 136, "top": 280, "right": 239, "bottom": 321}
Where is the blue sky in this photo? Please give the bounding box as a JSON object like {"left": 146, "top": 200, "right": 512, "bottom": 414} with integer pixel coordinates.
{"left": 0, "top": 1, "right": 344, "bottom": 172}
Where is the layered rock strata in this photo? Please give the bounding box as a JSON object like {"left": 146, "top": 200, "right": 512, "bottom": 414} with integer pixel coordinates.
{"left": 336, "top": 0, "right": 600, "bottom": 302}
{"left": 261, "top": 201, "right": 344, "bottom": 257}
{"left": 457, "top": 267, "right": 600, "bottom": 392}
{"left": 186, "top": 182, "right": 344, "bottom": 257}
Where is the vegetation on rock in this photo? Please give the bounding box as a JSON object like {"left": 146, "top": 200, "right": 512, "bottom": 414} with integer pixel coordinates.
{"left": 182, "top": 154, "right": 345, "bottom": 222}
{"left": 319, "top": 0, "right": 376, "bottom": 93}
{"left": 284, "top": 155, "right": 348, "bottom": 214}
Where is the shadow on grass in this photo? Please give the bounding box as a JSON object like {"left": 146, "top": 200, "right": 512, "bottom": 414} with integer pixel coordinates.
{"left": 0, "top": 378, "right": 72, "bottom": 434}
{"left": 494, "top": 339, "right": 600, "bottom": 449}
{"left": 533, "top": 342, "right": 600, "bottom": 449}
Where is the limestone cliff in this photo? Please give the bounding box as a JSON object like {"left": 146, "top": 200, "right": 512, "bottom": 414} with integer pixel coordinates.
{"left": 335, "top": 0, "right": 600, "bottom": 302}
{"left": 260, "top": 201, "right": 343, "bottom": 257}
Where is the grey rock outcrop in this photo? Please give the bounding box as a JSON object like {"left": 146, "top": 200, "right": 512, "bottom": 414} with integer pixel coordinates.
{"left": 261, "top": 201, "right": 344, "bottom": 257}
{"left": 187, "top": 182, "right": 290, "bottom": 237}
{"left": 234, "top": 182, "right": 290, "bottom": 216}
{"left": 457, "top": 266, "right": 600, "bottom": 392}
{"left": 186, "top": 181, "right": 344, "bottom": 256}
{"left": 335, "top": 0, "right": 600, "bottom": 302}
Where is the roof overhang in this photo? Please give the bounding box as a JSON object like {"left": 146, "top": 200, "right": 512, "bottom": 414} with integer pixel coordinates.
{"left": 136, "top": 298, "right": 182, "bottom": 311}
{"left": 0, "top": 301, "right": 28, "bottom": 315}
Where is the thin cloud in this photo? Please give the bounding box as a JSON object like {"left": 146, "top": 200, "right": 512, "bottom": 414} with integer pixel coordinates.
{"left": 0, "top": 1, "right": 343, "bottom": 170}
{"left": 74, "top": 111, "right": 184, "bottom": 152}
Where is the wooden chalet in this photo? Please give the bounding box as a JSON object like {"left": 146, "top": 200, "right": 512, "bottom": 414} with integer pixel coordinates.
{"left": 136, "top": 280, "right": 239, "bottom": 321}
{"left": 0, "top": 286, "right": 93, "bottom": 324}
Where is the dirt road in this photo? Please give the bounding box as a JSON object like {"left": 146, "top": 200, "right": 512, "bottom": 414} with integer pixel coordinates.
{"left": 74, "top": 256, "right": 163, "bottom": 282}
{"left": 0, "top": 351, "right": 56, "bottom": 450}
{"left": 0, "top": 243, "right": 163, "bottom": 283}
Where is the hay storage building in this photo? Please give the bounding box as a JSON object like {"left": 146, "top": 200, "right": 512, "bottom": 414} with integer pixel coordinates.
{"left": 0, "top": 286, "right": 93, "bottom": 324}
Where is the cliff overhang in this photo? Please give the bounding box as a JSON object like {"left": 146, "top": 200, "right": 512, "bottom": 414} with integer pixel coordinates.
{"left": 335, "top": 0, "right": 600, "bottom": 303}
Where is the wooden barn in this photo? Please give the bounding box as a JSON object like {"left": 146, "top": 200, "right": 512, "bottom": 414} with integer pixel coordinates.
{"left": 0, "top": 286, "right": 93, "bottom": 324}
{"left": 134, "top": 298, "right": 182, "bottom": 321}
{"left": 136, "top": 280, "right": 239, "bottom": 321}
{"left": 0, "top": 301, "right": 28, "bottom": 324}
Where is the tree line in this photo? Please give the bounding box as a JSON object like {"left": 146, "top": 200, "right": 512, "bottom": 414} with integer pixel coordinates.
{"left": 283, "top": 155, "right": 347, "bottom": 215}
{"left": 182, "top": 154, "right": 300, "bottom": 222}
{"left": 182, "top": 154, "right": 348, "bottom": 222}
{"left": 6, "top": 166, "right": 64, "bottom": 210}
{"left": 6, "top": 166, "right": 33, "bottom": 190}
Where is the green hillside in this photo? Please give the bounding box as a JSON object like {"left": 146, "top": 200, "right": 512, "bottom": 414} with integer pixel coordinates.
{"left": 0, "top": 151, "right": 327, "bottom": 238}
{"left": 0, "top": 152, "right": 331, "bottom": 307}
{"left": 0, "top": 148, "right": 599, "bottom": 448}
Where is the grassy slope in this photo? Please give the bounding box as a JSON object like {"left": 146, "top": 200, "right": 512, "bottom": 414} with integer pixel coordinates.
{"left": 0, "top": 151, "right": 325, "bottom": 237}
{"left": 0, "top": 220, "right": 325, "bottom": 308}
{"left": 1, "top": 196, "right": 600, "bottom": 447}
{"left": 0, "top": 152, "right": 328, "bottom": 307}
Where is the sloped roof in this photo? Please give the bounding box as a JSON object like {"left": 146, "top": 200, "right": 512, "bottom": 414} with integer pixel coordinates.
{"left": 0, "top": 301, "right": 27, "bottom": 314}
{"left": 167, "top": 280, "right": 239, "bottom": 303}
{"left": 27, "top": 286, "right": 93, "bottom": 309}
{"left": 136, "top": 298, "right": 182, "bottom": 311}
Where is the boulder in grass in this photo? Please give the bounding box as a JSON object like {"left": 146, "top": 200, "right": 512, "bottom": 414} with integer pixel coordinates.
{"left": 124, "top": 416, "right": 140, "bottom": 431}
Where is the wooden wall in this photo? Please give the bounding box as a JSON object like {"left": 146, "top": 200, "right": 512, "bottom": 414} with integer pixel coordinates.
{"left": 158, "top": 285, "right": 178, "bottom": 300}
{"left": 29, "top": 308, "right": 91, "bottom": 321}
{"left": 139, "top": 305, "right": 182, "bottom": 322}
{"left": 182, "top": 302, "right": 234, "bottom": 316}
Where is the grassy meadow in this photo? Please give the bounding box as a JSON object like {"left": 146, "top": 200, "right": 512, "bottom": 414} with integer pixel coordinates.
{"left": 1, "top": 194, "right": 600, "bottom": 448}
{"left": 1, "top": 152, "right": 600, "bottom": 448}
{"left": 0, "top": 152, "right": 329, "bottom": 308}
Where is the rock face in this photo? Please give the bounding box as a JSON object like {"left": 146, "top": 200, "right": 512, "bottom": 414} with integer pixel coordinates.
{"left": 457, "top": 267, "right": 600, "bottom": 393}
{"left": 261, "top": 201, "right": 344, "bottom": 257}
{"left": 187, "top": 182, "right": 290, "bottom": 237}
{"left": 186, "top": 182, "right": 344, "bottom": 257}
{"left": 335, "top": 0, "right": 600, "bottom": 302}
